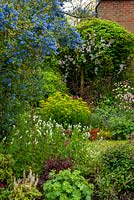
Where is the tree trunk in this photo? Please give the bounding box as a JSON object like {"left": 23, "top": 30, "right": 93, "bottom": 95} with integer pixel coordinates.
{"left": 80, "top": 65, "right": 84, "bottom": 97}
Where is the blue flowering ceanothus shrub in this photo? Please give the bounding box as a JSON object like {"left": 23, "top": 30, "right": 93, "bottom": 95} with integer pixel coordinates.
{"left": 0, "top": 3, "right": 19, "bottom": 31}
{"left": 1, "top": 0, "right": 81, "bottom": 64}
{"left": 0, "top": 0, "right": 82, "bottom": 139}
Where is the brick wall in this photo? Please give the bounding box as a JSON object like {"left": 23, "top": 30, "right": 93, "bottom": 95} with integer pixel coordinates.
{"left": 97, "top": 0, "right": 134, "bottom": 33}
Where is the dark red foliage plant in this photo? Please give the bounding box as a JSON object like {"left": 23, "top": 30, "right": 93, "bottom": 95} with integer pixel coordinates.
{"left": 38, "top": 155, "right": 74, "bottom": 190}
{"left": 0, "top": 182, "right": 5, "bottom": 188}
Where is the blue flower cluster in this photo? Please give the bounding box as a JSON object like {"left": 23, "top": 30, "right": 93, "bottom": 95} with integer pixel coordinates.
{"left": 1, "top": 0, "right": 81, "bottom": 64}
{"left": 0, "top": 3, "right": 19, "bottom": 31}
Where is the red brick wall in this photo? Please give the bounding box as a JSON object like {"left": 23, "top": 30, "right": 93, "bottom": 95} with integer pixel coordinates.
{"left": 97, "top": 0, "right": 134, "bottom": 32}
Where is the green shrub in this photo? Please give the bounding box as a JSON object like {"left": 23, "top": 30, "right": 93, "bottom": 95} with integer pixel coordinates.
{"left": 109, "top": 116, "right": 134, "bottom": 140}
{"left": 59, "top": 19, "right": 134, "bottom": 101}
{"left": 43, "top": 68, "right": 66, "bottom": 98}
{"left": 0, "top": 154, "right": 14, "bottom": 200}
{"left": 73, "top": 141, "right": 129, "bottom": 185}
{"left": 99, "top": 130, "right": 112, "bottom": 140}
{"left": 75, "top": 140, "right": 104, "bottom": 178}
{"left": 77, "top": 18, "right": 134, "bottom": 78}
{"left": 43, "top": 169, "right": 94, "bottom": 200}
{"left": 0, "top": 153, "right": 14, "bottom": 185}
{"left": 0, "top": 188, "right": 11, "bottom": 200}
{"left": 96, "top": 143, "right": 134, "bottom": 200}
{"left": 89, "top": 105, "right": 134, "bottom": 140}
{"left": 39, "top": 92, "right": 91, "bottom": 127}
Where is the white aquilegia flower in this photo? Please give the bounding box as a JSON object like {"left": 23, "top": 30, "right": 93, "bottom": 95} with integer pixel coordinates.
{"left": 118, "top": 63, "right": 125, "bottom": 74}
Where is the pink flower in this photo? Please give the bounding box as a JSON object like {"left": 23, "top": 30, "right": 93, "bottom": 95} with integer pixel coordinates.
{"left": 72, "top": 95, "right": 79, "bottom": 99}
{"left": 0, "top": 182, "right": 5, "bottom": 188}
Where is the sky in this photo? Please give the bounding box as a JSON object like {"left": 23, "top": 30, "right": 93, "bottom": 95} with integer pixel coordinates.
{"left": 63, "top": 0, "right": 97, "bottom": 12}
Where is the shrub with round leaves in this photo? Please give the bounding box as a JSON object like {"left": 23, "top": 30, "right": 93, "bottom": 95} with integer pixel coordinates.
{"left": 39, "top": 92, "right": 91, "bottom": 127}
{"left": 43, "top": 169, "right": 94, "bottom": 200}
